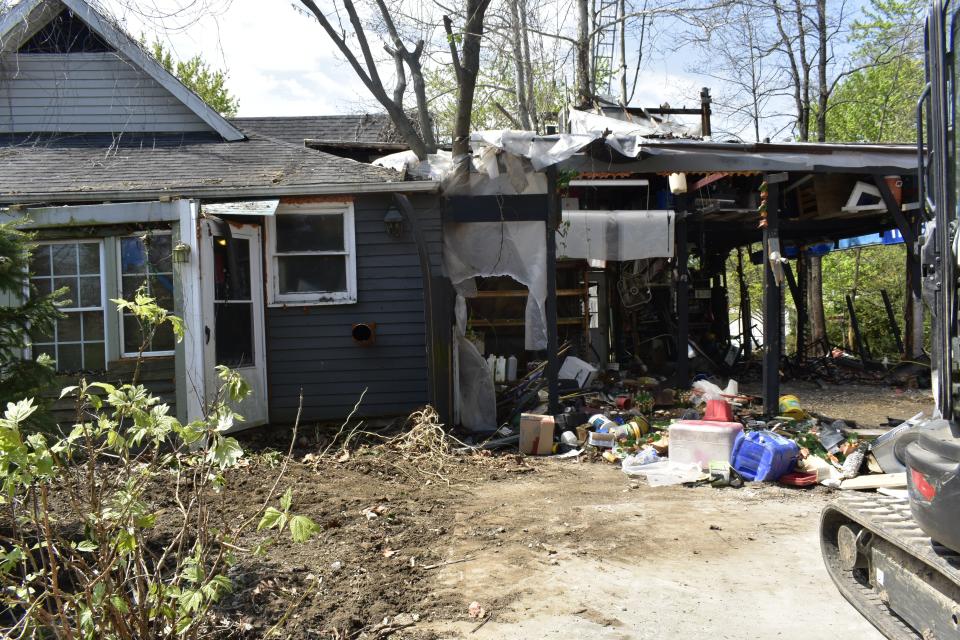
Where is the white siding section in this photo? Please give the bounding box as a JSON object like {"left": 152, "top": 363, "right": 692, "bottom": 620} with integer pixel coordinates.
{"left": 0, "top": 52, "right": 214, "bottom": 134}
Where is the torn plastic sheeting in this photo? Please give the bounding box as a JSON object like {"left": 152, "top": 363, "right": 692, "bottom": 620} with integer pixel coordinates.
{"left": 622, "top": 460, "right": 704, "bottom": 486}
{"left": 568, "top": 108, "right": 700, "bottom": 139}
{"left": 557, "top": 210, "right": 675, "bottom": 262}
{"left": 444, "top": 220, "right": 548, "bottom": 351}
{"left": 472, "top": 130, "right": 596, "bottom": 171}
{"left": 456, "top": 335, "right": 497, "bottom": 432}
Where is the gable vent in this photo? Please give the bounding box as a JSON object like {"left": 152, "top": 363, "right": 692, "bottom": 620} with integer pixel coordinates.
{"left": 18, "top": 9, "right": 113, "bottom": 54}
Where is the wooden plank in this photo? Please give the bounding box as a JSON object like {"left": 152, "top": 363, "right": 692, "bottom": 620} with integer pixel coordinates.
{"left": 474, "top": 288, "right": 584, "bottom": 298}
{"left": 839, "top": 473, "right": 908, "bottom": 491}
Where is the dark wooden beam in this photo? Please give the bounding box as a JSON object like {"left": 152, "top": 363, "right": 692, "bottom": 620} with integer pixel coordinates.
{"left": 872, "top": 173, "right": 917, "bottom": 247}
{"left": 881, "top": 289, "right": 904, "bottom": 354}
{"left": 762, "top": 175, "right": 785, "bottom": 417}
{"left": 444, "top": 195, "right": 549, "bottom": 223}
{"left": 846, "top": 294, "right": 871, "bottom": 361}
{"left": 675, "top": 210, "right": 690, "bottom": 387}
{"left": 545, "top": 167, "right": 561, "bottom": 414}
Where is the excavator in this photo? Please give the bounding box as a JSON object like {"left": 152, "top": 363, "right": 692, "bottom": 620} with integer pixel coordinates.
{"left": 819, "top": 1, "right": 960, "bottom": 637}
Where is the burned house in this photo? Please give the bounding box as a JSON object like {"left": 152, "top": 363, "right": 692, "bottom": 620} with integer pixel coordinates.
{"left": 428, "top": 109, "right": 919, "bottom": 429}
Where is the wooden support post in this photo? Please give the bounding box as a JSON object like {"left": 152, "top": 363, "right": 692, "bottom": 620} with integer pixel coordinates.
{"left": 873, "top": 173, "right": 924, "bottom": 359}
{"left": 546, "top": 166, "right": 561, "bottom": 414}
{"left": 881, "top": 289, "right": 905, "bottom": 355}
{"left": 675, "top": 207, "right": 690, "bottom": 387}
{"left": 762, "top": 174, "right": 786, "bottom": 417}
{"left": 797, "top": 254, "right": 808, "bottom": 357}
{"left": 846, "top": 293, "right": 871, "bottom": 362}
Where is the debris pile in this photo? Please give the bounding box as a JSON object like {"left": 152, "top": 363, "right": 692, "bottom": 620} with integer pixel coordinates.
{"left": 483, "top": 355, "right": 930, "bottom": 492}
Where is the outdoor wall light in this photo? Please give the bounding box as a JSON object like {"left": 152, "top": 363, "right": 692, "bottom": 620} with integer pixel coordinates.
{"left": 172, "top": 241, "right": 191, "bottom": 264}
{"left": 383, "top": 207, "right": 405, "bottom": 238}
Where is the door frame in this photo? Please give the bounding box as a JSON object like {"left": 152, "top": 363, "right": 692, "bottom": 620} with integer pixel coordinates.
{"left": 199, "top": 219, "right": 269, "bottom": 428}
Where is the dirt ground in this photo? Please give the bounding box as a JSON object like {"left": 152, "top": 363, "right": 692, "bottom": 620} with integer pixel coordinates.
{"left": 169, "top": 382, "right": 927, "bottom": 638}
{"left": 203, "top": 455, "right": 885, "bottom": 639}
{"left": 742, "top": 379, "right": 932, "bottom": 427}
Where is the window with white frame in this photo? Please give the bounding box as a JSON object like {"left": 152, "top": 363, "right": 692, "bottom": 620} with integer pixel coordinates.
{"left": 118, "top": 231, "right": 175, "bottom": 356}
{"left": 30, "top": 240, "right": 106, "bottom": 372}
{"left": 267, "top": 203, "right": 357, "bottom": 305}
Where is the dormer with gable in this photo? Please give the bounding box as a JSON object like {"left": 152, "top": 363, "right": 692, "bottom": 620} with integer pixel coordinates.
{"left": 0, "top": 0, "right": 243, "bottom": 139}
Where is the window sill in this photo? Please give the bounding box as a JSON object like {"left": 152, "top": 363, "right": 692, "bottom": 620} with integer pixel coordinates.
{"left": 267, "top": 297, "right": 357, "bottom": 308}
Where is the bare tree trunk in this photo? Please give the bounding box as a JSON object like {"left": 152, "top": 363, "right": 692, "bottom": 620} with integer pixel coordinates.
{"left": 299, "top": 0, "right": 432, "bottom": 158}
{"left": 793, "top": 0, "right": 811, "bottom": 141}
{"left": 576, "top": 0, "right": 592, "bottom": 106}
{"left": 815, "top": 0, "right": 828, "bottom": 141}
{"left": 519, "top": 0, "right": 539, "bottom": 131}
{"left": 450, "top": 0, "right": 492, "bottom": 183}
{"left": 806, "top": 254, "right": 827, "bottom": 355}
{"left": 618, "top": 0, "right": 627, "bottom": 103}
{"left": 508, "top": 0, "right": 533, "bottom": 129}
{"left": 772, "top": 0, "right": 805, "bottom": 140}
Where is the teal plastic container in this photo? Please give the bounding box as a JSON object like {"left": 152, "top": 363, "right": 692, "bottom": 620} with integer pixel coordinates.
{"left": 731, "top": 430, "right": 799, "bottom": 481}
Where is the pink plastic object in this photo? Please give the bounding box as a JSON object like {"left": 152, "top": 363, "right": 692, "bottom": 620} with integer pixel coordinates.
{"left": 668, "top": 419, "right": 744, "bottom": 470}
{"left": 703, "top": 399, "right": 734, "bottom": 422}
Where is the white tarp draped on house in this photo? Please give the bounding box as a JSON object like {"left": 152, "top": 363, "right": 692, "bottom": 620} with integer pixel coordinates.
{"left": 557, "top": 210, "right": 675, "bottom": 262}
{"left": 445, "top": 221, "right": 548, "bottom": 431}
{"left": 445, "top": 220, "right": 548, "bottom": 351}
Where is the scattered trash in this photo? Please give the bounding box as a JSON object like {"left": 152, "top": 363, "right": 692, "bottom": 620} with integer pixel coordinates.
{"left": 779, "top": 471, "right": 819, "bottom": 487}
{"left": 587, "top": 431, "right": 616, "bottom": 448}
{"left": 778, "top": 394, "right": 807, "bottom": 421}
{"left": 669, "top": 419, "right": 743, "bottom": 471}
{"left": 621, "top": 449, "right": 661, "bottom": 474}
{"left": 622, "top": 460, "right": 704, "bottom": 486}
{"left": 520, "top": 414, "right": 555, "bottom": 455}
{"left": 730, "top": 430, "right": 799, "bottom": 482}
{"left": 708, "top": 461, "right": 744, "bottom": 488}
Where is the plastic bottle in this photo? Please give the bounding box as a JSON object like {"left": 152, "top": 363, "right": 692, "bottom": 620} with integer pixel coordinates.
{"left": 486, "top": 355, "right": 497, "bottom": 381}
{"left": 506, "top": 355, "right": 518, "bottom": 382}
{"left": 495, "top": 356, "right": 507, "bottom": 383}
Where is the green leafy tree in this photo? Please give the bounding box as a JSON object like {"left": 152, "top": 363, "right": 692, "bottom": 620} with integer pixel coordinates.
{"left": 0, "top": 219, "right": 63, "bottom": 408}
{"left": 150, "top": 40, "right": 239, "bottom": 117}
{"left": 827, "top": 0, "right": 925, "bottom": 142}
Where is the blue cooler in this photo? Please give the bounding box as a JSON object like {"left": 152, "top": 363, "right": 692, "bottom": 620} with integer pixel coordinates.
{"left": 731, "top": 430, "right": 799, "bottom": 481}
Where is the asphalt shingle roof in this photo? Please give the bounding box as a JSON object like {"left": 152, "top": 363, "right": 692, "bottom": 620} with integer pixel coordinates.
{"left": 230, "top": 114, "right": 409, "bottom": 147}
{"left": 0, "top": 128, "right": 413, "bottom": 203}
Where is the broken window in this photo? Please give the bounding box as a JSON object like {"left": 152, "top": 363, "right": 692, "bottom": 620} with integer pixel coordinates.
{"left": 119, "top": 232, "right": 175, "bottom": 356}
{"left": 30, "top": 240, "right": 106, "bottom": 373}
{"left": 267, "top": 204, "right": 357, "bottom": 305}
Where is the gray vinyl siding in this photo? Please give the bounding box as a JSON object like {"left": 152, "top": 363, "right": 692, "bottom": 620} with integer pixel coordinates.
{"left": 0, "top": 52, "right": 213, "bottom": 134}
{"left": 266, "top": 194, "right": 442, "bottom": 423}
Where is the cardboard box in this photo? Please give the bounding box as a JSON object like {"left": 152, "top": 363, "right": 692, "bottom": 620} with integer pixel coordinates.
{"left": 520, "top": 414, "right": 555, "bottom": 455}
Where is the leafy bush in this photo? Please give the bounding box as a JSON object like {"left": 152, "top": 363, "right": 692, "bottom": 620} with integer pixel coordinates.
{"left": 0, "top": 290, "right": 317, "bottom": 639}
{"left": 0, "top": 218, "right": 64, "bottom": 411}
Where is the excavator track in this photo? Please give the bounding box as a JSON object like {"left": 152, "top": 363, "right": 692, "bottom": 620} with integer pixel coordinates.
{"left": 821, "top": 493, "right": 960, "bottom": 639}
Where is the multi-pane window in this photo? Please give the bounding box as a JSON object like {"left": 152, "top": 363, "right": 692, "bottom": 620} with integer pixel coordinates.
{"left": 30, "top": 240, "right": 106, "bottom": 372}
{"left": 119, "top": 232, "right": 175, "bottom": 355}
{"left": 267, "top": 204, "right": 356, "bottom": 305}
